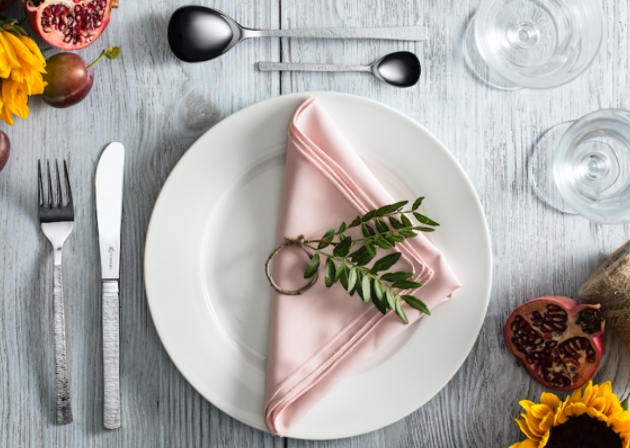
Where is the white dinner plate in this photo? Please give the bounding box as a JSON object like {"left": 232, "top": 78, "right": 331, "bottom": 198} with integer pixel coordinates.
{"left": 144, "top": 92, "right": 492, "bottom": 440}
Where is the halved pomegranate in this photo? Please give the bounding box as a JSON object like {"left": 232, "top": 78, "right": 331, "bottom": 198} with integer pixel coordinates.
{"left": 22, "top": 0, "right": 118, "bottom": 50}
{"left": 504, "top": 296, "right": 605, "bottom": 391}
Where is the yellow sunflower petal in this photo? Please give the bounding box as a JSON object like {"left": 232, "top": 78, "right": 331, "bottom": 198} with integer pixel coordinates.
{"left": 540, "top": 392, "right": 561, "bottom": 411}
{"left": 0, "top": 30, "right": 45, "bottom": 124}
{"left": 0, "top": 32, "right": 21, "bottom": 69}
{"left": 4, "top": 32, "right": 37, "bottom": 63}
{"left": 509, "top": 439, "right": 539, "bottom": 448}
{"left": 18, "top": 35, "right": 46, "bottom": 68}
{"left": 516, "top": 418, "right": 543, "bottom": 441}
{"left": 530, "top": 403, "right": 554, "bottom": 419}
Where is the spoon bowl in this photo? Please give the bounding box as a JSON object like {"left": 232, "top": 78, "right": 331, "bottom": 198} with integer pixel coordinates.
{"left": 168, "top": 6, "right": 242, "bottom": 63}
{"left": 371, "top": 52, "right": 421, "bottom": 87}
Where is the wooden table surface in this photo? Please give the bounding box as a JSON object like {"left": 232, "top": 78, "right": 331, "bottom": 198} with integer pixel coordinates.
{"left": 1, "top": 0, "right": 630, "bottom": 446}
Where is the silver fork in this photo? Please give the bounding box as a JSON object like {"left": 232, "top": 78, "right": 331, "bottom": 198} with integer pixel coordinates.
{"left": 38, "top": 160, "right": 74, "bottom": 425}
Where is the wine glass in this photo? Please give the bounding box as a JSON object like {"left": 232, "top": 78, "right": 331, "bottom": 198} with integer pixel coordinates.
{"left": 529, "top": 110, "right": 630, "bottom": 224}
{"left": 463, "top": 0, "right": 603, "bottom": 89}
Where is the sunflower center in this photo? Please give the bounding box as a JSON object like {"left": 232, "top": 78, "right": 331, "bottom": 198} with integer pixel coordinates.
{"left": 546, "top": 414, "right": 622, "bottom": 448}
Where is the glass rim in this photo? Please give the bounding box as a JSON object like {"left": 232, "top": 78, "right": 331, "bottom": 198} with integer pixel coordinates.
{"left": 474, "top": 0, "right": 604, "bottom": 89}
{"left": 554, "top": 109, "right": 630, "bottom": 224}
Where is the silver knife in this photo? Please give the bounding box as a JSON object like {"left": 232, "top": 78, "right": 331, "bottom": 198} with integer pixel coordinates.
{"left": 95, "top": 142, "right": 125, "bottom": 430}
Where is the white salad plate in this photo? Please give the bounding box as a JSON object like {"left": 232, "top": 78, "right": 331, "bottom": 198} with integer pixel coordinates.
{"left": 144, "top": 92, "right": 492, "bottom": 440}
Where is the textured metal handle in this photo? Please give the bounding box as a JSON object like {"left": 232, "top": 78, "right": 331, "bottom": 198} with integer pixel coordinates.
{"left": 103, "top": 283, "right": 121, "bottom": 429}
{"left": 247, "top": 26, "right": 428, "bottom": 41}
{"left": 53, "top": 264, "right": 73, "bottom": 424}
{"left": 258, "top": 61, "right": 371, "bottom": 72}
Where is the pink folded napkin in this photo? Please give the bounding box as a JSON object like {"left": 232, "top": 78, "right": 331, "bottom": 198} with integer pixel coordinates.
{"left": 264, "top": 96, "right": 461, "bottom": 436}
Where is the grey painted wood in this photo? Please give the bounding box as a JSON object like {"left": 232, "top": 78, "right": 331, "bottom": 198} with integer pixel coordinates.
{"left": 0, "top": 0, "right": 628, "bottom": 447}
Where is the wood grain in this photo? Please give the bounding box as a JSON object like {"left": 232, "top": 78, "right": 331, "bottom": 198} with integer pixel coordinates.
{"left": 0, "top": 0, "right": 628, "bottom": 446}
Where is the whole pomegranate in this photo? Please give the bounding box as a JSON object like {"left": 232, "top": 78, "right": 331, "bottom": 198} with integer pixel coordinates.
{"left": 22, "top": 0, "right": 118, "bottom": 50}
{"left": 0, "top": 130, "right": 10, "bottom": 172}
{"left": 42, "top": 47, "right": 120, "bottom": 108}
{"left": 504, "top": 296, "right": 605, "bottom": 391}
{"left": 0, "top": 0, "right": 16, "bottom": 11}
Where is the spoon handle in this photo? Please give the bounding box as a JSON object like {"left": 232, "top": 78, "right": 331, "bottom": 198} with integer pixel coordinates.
{"left": 259, "top": 62, "right": 371, "bottom": 72}
{"left": 245, "top": 26, "right": 428, "bottom": 41}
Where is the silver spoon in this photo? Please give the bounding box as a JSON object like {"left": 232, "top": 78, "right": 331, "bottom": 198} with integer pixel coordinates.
{"left": 168, "top": 6, "right": 429, "bottom": 63}
{"left": 258, "top": 52, "right": 422, "bottom": 88}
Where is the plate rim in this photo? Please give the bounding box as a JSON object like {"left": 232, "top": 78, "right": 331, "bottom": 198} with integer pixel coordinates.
{"left": 144, "top": 91, "right": 493, "bottom": 439}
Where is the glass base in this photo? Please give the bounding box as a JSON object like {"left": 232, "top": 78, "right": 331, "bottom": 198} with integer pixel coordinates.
{"left": 462, "top": 13, "right": 521, "bottom": 91}
{"left": 528, "top": 122, "right": 577, "bottom": 214}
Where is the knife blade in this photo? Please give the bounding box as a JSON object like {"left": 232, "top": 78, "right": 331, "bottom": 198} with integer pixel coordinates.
{"left": 95, "top": 142, "right": 125, "bottom": 430}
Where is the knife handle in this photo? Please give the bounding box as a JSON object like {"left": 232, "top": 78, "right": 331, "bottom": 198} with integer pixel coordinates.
{"left": 102, "top": 281, "right": 121, "bottom": 429}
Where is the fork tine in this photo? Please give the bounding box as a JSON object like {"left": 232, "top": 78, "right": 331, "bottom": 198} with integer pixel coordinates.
{"left": 46, "top": 160, "right": 55, "bottom": 207}
{"left": 55, "top": 160, "right": 63, "bottom": 207}
{"left": 38, "top": 159, "right": 44, "bottom": 207}
{"left": 63, "top": 160, "right": 73, "bottom": 206}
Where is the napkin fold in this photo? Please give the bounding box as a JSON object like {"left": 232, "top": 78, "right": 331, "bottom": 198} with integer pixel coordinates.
{"left": 264, "top": 97, "right": 460, "bottom": 436}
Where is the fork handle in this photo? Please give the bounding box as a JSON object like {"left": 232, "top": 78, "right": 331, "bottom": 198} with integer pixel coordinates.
{"left": 53, "top": 264, "right": 73, "bottom": 424}
{"left": 103, "top": 281, "right": 121, "bottom": 429}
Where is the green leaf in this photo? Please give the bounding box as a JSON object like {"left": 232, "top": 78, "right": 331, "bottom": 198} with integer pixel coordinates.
{"left": 395, "top": 298, "right": 409, "bottom": 324}
{"left": 392, "top": 280, "right": 423, "bottom": 290}
{"left": 339, "top": 267, "right": 349, "bottom": 290}
{"left": 381, "top": 272, "right": 413, "bottom": 282}
{"left": 365, "top": 243, "right": 377, "bottom": 257}
{"left": 401, "top": 214, "right": 413, "bottom": 228}
{"left": 352, "top": 250, "right": 374, "bottom": 267}
{"left": 372, "top": 296, "right": 388, "bottom": 314}
{"left": 399, "top": 229, "right": 417, "bottom": 238}
{"left": 318, "top": 228, "right": 336, "bottom": 249}
{"left": 347, "top": 267, "right": 358, "bottom": 292}
{"left": 334, "top": 262, "right": 346, "bottom": 281}
{"left": 362, "top": 209, "right": 379, "bottom": 222}
{"left": 349, "top": 245, "right": 368, "bottom": 261}
{"left": 333, "top": 236, "right": 352, "bottom": 257}
{"left": 361, "top": 223, "right": 376, "bottom": 237}
{"left": 389, "top": 217, "right": 403, "bottom": 229}
{"left": 386, "top": 232, "right": 405, "bottom": 243}
{"left": 375, "top": 219, "right": 389, "bottom": 233}
{"left": 371, "top": 253, "right": 402, "bottom": 273}
{"left": 413, "top": 226, "right": 436, "bottom": 232}
{"left": 374, "top": 202, "right": 402, "bottom": 217}
{"left": 373, "top": 279, "right": 384, "bottom": 302}
{"left": 304, "top": 254, "right": 320, "bottom": 279}
{"left": 349, "top": 216, "right": 362, "bottom": 228}
{"left": 412, "top": 197, "right": 425, "bottom": 211}
{"left": 374, "top": 236, "right": 394, "bottom": 250}
{"left": 355, "top": 270, "right": 365, "bottom": 298}
{"left": 361, "top": 275, "right": 371, "bottom": 303}
{"left": 622, "top": 394, "right": 630, "bottom": 411}
{"left": 324, "top": 258, "right": 336, "bottom": 287}
{"left": 371, "top": 279, "right": 388, "bottom": 314}
{"left": 338, "top": 222, "right": 347, "bottom": 234}
{"left": 413, "top": 212, "right": 440, "bottom": 226}
{"left": 382, "top": 200, "right": 408, "bottom": 214}
{"left": 385, "top": 287, "right": 396, "bottom": 310}
{"left": 402, "top": 295, "right": 431, "bottom": 315}
{"left": 105, "top": 46, "right": 122, "bottom": 60}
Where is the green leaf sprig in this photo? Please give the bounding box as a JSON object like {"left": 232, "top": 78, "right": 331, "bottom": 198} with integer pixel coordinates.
{"left": 265, "top": 197, "right": 439, "bottom": 324}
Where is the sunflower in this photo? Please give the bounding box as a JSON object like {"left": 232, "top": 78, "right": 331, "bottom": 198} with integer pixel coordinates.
{"left": 0, "top": 18, "right": 46, "bottom": 125}
{"left": 511, "top": 381, "right": 630, "bottom": 448}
